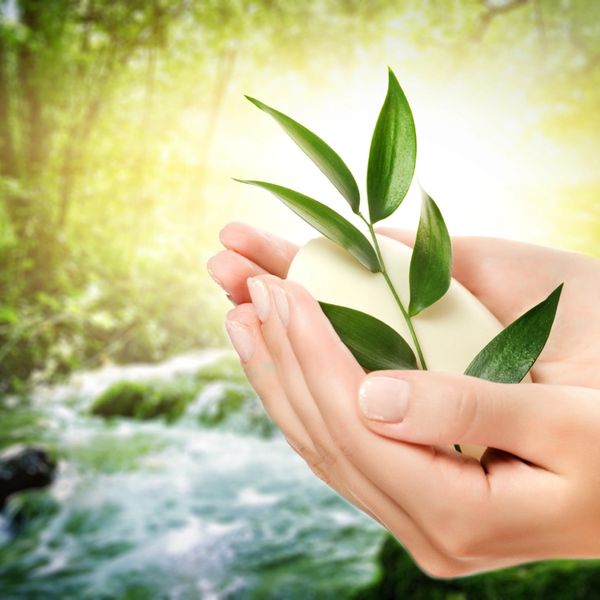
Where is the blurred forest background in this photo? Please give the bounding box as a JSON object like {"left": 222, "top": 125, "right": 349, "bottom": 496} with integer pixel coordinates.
{"left": 0, "top": 0, "right": 598, "bottom": 393}
{"left": 0, "top": 1, "right": 599, "bottom": 598}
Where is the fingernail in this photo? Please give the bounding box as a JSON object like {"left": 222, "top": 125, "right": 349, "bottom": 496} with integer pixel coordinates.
{"left": 271, "top": 285, "right": 289, "bottom": 327}
{"left": 225, "top": 319, "right": 255, "bottom": 362}
{"left": 358, "top": 377, "right": 409, "bottom": 422}
{"left": 206, "top": 259, "right": 224, "bottom": 289}
{"left": 247, "top": 277, "right": 270, "bottom": 321}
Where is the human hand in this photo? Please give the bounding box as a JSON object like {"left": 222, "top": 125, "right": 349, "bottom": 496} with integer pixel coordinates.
{"left": 207, "top": 222, "right": 600, "bottom": 576}
{"left": 206, "top": 221, "right": 300, "bottom": 305}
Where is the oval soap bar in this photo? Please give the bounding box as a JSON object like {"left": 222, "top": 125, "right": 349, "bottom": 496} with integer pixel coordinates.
{"left": 286, "top": 234, "right": 507, "bottom": 460}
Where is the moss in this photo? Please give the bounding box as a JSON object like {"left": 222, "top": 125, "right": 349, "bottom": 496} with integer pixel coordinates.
{"left": 354, "top": 536, "right": 600, "bottom": 599}
{"left": 196, "top": 382, "right": 277, "bottom": 438}
{"left": 90, "top": 380, "right": 197, "bottom": 422}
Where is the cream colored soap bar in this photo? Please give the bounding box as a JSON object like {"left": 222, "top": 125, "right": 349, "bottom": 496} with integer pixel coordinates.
{"left": 286, "top": 234, "right": 507, "bottom": 460}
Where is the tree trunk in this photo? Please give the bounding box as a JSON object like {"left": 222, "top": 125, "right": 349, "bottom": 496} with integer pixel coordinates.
{"left": 0, "top": 34, "right": 17, "bottom": 177}
{"left": 17, "top": 0, "right": 47, "bottom": 178}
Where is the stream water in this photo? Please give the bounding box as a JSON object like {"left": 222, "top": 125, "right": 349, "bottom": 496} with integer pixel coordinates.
{"left": 0, "top": 350, "right": 384, "bottom": 599}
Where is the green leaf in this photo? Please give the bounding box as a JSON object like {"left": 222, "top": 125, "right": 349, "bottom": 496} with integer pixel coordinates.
{"left": 235, "top": 179, "right": 380, "bottom": 272}
{"left": 319, "top": 302, "right": 418, "bottom": 372}
{"left": 246, "top": 96, "right": 361, "bottom": 213}
{"left": 367, "top": 68, "right": 417, "bottom": 223}
{"left": 408, "top": 191, "right": 452, "bottom": 316}
{"left": 0, "top": 306, "right": 19, "bottom": 325}
{"left": 464, "top": 284, "right": 564, "bottom": 383}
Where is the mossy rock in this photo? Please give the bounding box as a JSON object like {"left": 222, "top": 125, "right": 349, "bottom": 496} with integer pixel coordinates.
{"left": 90, "top": 380, "right": 197, "bottom": 422}
{"left": 354, "top": 535, "right": 600, "bottom": 599}
{"left": 195, "top": 382, "right": 277, "bottom": 438}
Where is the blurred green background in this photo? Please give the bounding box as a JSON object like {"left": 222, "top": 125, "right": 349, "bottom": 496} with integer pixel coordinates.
{"left": 0, "top": 1, "right": 598, "bottom": 598}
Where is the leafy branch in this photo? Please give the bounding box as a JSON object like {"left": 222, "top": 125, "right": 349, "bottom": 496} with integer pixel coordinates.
{"left": 236, "top": 67, "right": 563, "bottom": 404}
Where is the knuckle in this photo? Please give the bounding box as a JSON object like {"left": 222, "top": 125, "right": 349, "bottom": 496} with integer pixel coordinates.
{"left": 311, "top": 442, "right": 339, "bottom": 470}
{"left": 328, "top": 423, "right": 356, "bottom": 461}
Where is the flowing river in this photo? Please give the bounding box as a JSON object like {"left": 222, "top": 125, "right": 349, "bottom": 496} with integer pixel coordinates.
{"left": 0, "top": 350, "right": 384, "bottom": 599}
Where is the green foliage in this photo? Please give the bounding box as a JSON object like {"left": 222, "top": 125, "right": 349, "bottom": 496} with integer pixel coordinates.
{"left": 241, "top": 69, "right": 566, "bottom": 381}
{"left": 465, "top": 284, "right": 563, "bottom": 383}
{"left": 408, "top": 192, "right": 452, "bottom": 317}
{"left": 90, "top": 380, "right": 196, "bottom": 422}
{"left": 319, "top": 302, "right": 418, "bottom": 371}
{"left": 367, "top": 68, "right": 416, "bottom": 223}
{"left": 246, "top": 96, "right": 361, "bottom": 213}
{"left": 236, "top": 179, "right": 380, "bottom": 272}
{"left": 88, "top": 361, "right": 275, "bottom": 436}
{"left": 355, "top": 536, "right": 600, "bottom": 599}
{"left": 0, "top": 0, "right": 597, "bottom": 394}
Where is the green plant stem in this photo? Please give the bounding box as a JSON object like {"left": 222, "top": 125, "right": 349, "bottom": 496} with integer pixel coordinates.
{"left": 359, "top": 213, "right": 428, "bottom": 371}
{"left": 360, "top": 214, "right": 460, "bottom": 451}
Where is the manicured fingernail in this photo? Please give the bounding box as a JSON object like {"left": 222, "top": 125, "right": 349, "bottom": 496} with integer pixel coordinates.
{"left": 247, "top": 277, "right": 270, "bottom": 321}
{"left": 225, "top": 319, "right": 255, "bottom": 362}
{"left": 271, "top": 285, "right": 289, "bottom": 327}
{"left": 206, "top": 258, "right": 224, "bottom": 289}
{"left": 358, "top": 377, "right": 409, "bottom": 422}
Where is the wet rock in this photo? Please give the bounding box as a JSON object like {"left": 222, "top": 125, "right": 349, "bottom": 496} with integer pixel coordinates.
{"left": 0, "top": 446, "right": 56, "bottom": 509}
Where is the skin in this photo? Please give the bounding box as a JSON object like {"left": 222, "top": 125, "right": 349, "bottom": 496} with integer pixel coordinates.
{"left": 206, "top": 221, "right": 600, "bottom": 577}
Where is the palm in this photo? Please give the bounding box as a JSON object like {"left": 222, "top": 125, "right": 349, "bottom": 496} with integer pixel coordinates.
{"left": 443, "top": 235, "right": 600, "bottom": 390}
{"left": 210, "top": 222, "right": 600, "bottom": 389}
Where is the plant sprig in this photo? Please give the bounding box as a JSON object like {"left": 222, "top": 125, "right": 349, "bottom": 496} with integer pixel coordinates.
{"left": 236, "top": 68, "right": 563, "bottom": 398}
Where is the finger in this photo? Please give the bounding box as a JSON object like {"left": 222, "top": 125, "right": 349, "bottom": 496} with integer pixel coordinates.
{"left": 208, "top": 250, "right": 266, "bottom": 304}
{"left": 225, "top": 302, "right": 383, "bottom": 524}
{"left": 219, "top": 221, "right": 299, "bottom": 278}
{"left": 225, "top": 303, "right": 314, "bottom": 453}
{"left": 246, "top": 274, "right": 387, "bottom": 502}
{"left": 357, "top": 371, "right": 600, "bottom": 472}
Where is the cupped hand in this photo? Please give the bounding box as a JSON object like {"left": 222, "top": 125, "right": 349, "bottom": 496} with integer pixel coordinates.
{"left": 207, "top": 221, "right": 600, "bottom": 576}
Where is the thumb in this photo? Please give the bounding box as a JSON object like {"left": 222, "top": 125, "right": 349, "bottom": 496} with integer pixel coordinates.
{"left": 356, "top": 370, "right": 600, "bottom": 469}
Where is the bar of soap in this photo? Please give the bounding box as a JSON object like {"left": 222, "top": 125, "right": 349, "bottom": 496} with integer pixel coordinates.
{"left": 287, "top": 234, "right": 507, "bottom": 460}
